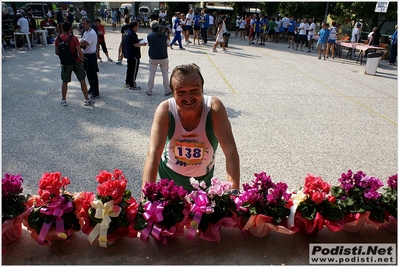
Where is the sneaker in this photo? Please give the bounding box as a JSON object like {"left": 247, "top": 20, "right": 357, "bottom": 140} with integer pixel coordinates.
{"left": 179, "top": 47, "right": 185, "bottom": 50}
{"left": 212, "top": 49, "right": 217, "bottom": 52}
{"left": 170, "top": 45, "right": 173, "bottom": 49}
{"left": 107, "top": 57, "right": 113, "bottom": 62}
{"left": 295, "top": 48, "right": 298, "bottom": 51}
{"left": 185, "top": 42, "right": 189, "bottom": 45}
{"left": 188, "top": 40, "right": 192, "bottom": 43}
{"left": 287, "top": 46, "right": 291, "bottom": 48}
{"left": 61, "top": 99, "right": 67, "bottom": 106}
{"left": 223, "top": 49, "right": 229, "bottom": 53}
{"left": 98, "top": 57, "right": 102, "bottom": 62}
{"left": 318, "top": 56, "right": 321, "bottom": 60}
{"left": 145, "top": 90, "right": 152, "bottom": 95}
{"left": 129, "top": 86, "right": 141, "bottom": 90}
{"left": 84, "top": 99, "right": 94, "bottom": 106}
{"left": 90, "top": 94, "right": 100, "bottom": 100}
{"left": 306, "top": 50, "right": 311, "bottom": 53}
{"left": 116, "top": 60, "right": 122, "bottom": 65}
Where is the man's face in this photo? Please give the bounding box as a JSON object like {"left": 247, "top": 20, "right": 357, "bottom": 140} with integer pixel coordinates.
{"left": 81, "top": 20, "right": 90, "bottom": 31}
{"left": 171, "top": 73, "right": 204, "bottom": 113}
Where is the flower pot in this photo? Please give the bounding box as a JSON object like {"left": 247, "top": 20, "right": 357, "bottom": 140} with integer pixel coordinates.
{"left": 2, "top": 220, "right": 22, "bottom": 245}
{"left": 243, "top": 215, "right": 273, "bottom": 238}
{"left": 343, "top": 213, "right": 368, "bottom": 233}
{"left": 198, "top": 216, "right": 238, "bottom": 242}
{"left": 294, "top": 212, "right": 324, "bottom": 236}
{"left": 382, "top": 216, "right": 397, "bottom": 234}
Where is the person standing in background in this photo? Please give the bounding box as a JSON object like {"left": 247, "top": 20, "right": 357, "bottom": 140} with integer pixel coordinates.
{"left": 387, "top": 25, "right": 397, "bottom": 66}
{"left": 55, "top": 21, "right": 93, "bottom": 107}
{"left": 145, "top": 21, "right": 172, "bottom": 96}
{"left": 124, "top": 21, "right": 147, "bottom": 90}
{"left": 80, "top": 18, "right": 100, "bottom": 100}
{"left": 201, "top": 9, "right": 209, "bottom": 44}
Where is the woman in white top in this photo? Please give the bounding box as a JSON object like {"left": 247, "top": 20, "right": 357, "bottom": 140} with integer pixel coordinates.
{"left": 326, "top": 21, "right": 338, "bottom": 59}
{"left": 212, "top": 15, "right": 228, "bottom": 53}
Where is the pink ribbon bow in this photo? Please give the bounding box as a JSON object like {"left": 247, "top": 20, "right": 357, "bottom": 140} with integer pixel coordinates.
{"left": 186, "top": 190, "right": 214, "bottom": 239}
{"left": 38, "top": 196, "right": 73, "bottom": 245}
{"left": 140, "top": 201, "right": 164, "bottom": 242}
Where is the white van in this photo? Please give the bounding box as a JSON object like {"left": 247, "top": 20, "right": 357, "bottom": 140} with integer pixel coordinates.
{"left": 138, "top": 6, "right": 150, "bottom": 16}
{"left": 120, "top": 3, "right": 132, "bottom": 15}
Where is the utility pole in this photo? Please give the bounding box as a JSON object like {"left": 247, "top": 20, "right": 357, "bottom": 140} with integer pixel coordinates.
{"left": 324, "top": 2, "right": 329, "bottom": 23}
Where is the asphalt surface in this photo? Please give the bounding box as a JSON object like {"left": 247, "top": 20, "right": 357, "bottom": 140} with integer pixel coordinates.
{"left": 1, "top": 25, "right": 397, "bottom": 265}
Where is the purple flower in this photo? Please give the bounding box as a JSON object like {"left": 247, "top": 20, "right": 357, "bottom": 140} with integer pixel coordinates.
{"left": 2, "top": 173, "right": 23, "bottom": 198}
{"left": 387, "top": 174, "right": 397, "bottom": 190}
{"left": 360, "top": 176, "right": 383, "bottom": 200}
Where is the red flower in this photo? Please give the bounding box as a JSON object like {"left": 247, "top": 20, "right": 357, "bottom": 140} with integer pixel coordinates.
{"left": 96, "top": 170, "right": 113, "bottom": 184}
{"left": 95, "top": 169, "right": 127, "bottom": 204}
{"left": 303, "top": 174, "right": 331, "bottom": 205}
{"left": 38, "top": 172, "right": 70, "bottom": 201}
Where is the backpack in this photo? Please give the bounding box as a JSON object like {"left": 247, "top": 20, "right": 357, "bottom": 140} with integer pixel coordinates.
{"left": 57, "top": 34, "right": 75, "bottom": 65}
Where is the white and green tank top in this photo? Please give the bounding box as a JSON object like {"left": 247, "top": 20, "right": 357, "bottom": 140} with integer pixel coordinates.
{"left": 159, "top": 95, "right": 218, "bottom": 191}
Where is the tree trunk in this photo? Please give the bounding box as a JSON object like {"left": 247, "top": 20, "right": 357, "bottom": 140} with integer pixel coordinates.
{"left": 83, "top": 2, "right": 97, "bottom": 21}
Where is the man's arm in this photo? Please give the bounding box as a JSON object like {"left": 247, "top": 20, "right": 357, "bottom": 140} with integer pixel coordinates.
{"left": 211, "top": 97, "right": 240, "bottom": 189}
{"left": 142, "top": 101, "right": 170, "bottom": 189}
{"left": 75, "top": 45, "right": 84, "bottom": 61}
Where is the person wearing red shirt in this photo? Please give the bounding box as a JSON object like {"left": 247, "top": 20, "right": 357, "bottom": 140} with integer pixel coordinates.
{"left": 55, "top": 21, "right": 93, "bottom": 107}
{"left": 95, "top": 19, "right": 113, "bottom": 62}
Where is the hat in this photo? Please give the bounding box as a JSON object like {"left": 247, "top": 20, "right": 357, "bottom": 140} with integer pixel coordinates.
{"left": 356, "top": 23, "right": 361, "bottom": 27}
{"left": 150, "top": 20, "right": 159, "bottom": 29}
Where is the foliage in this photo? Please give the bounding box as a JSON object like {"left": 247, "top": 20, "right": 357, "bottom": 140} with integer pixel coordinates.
{"left": 235, "top": 172, "right": 292, "bottom": 224}
{"left": 296, "top": 174, "right": 344, "bottom": 221}
{"left": 85, "top": 169, "right": 137, "bottom": 235}
{"left": 134, "top": 179, "right": 188, "bottom": 231}
{"left": 2, "top": 173, "right": 29, "bottom": 223}
{"left": 381, "top": 174, "right": 397, "bottom": 219}
{"left": 27, "top": 172, "right": 80, "bottom": 233}
{"left": 330, "top": 170, "right": 385, "bottom": 223}
{"left": 187, "top": 177, "right": 236, "bottom": 232}
{"left": 28, "top": 194, "right": 80, "bottom": 234}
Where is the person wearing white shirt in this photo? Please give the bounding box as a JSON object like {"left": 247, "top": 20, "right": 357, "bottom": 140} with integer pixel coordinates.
{"left": 350, "top": 23, "right": 362, "bottom": 57}
{"left": 281, "top": 15, "right": 290, "bottom": 41}
{"left": 296, "top": 18, "right": 308, "bottom": 51}
{"left": 80, "top": 18, "right": 100, "bottom": 99}
{"left": 238, "top": 16, "right": 246, "bottom": 40}
{"left": 307, "top": 18, "right": 316, "bottom": 52}
{"left": 186, "top": 9, "right": 194, "bottom": 43}
{"left": 17, "top": 15, "right": 29, "bottom": 33}
{"left": 15, "top": 14, "right": 29, "bottom": 47}
{"left": 159, "top": 9, "right": 167, "bottom": 25}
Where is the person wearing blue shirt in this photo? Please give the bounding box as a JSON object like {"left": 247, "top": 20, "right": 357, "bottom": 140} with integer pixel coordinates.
{"left": 200, "top": 9, "right": 209, "bottom": 43}
{"left": 316, "top": 22, "right": 330, "bottom": 60}
{"left": 193, "top": 12, "right": 201, "bottom": 45}
{"left": 253, "top": 17, "right": 262, "bottom": 45}
{"left": 287, "top": 16, "right": 296, "bottom": 48}
{"left": 259, "top": 14, "right": 268, "bottom": 45}
{"left": 170, "top": 12, "right": 185, "bottom": 50}
{"left": 388, "top": 25, "right": 397, "bottom": 65}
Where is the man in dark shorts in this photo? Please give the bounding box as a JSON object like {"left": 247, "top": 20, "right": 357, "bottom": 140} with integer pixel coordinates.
{"left": 55, "top": 21, "right": 93, "bottom": 106}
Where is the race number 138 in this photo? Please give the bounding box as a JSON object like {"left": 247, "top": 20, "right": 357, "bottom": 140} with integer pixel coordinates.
{"left": 174, "top": 141, "right": 205, "bottom": 165}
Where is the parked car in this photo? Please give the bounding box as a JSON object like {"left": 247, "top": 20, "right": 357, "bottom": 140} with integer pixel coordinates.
{"left": 19, "top": 3, "right": 49, "bottom": 18}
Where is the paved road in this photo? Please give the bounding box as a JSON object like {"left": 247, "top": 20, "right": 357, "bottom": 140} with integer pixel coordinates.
{"left": 2, "top": 25, "right": 397, "bottom": 265}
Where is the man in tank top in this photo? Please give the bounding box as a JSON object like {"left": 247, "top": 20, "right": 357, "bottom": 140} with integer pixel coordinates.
{"left": 142, "top": 63, "right": 240, "bottom": 192}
